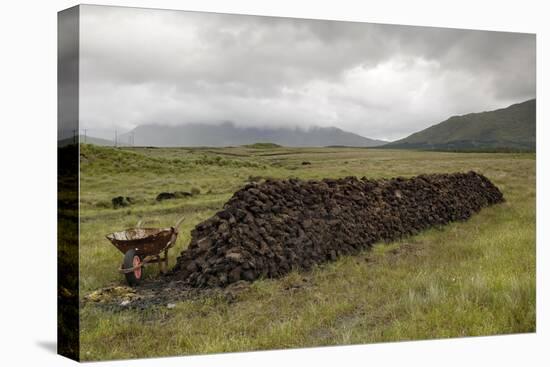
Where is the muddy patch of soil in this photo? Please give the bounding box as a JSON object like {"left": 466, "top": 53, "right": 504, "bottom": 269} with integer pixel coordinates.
{"left": 83, "top": 277, "right": 252, "bottom": 310}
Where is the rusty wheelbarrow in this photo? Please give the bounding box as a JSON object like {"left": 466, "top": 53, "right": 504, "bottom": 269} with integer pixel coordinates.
{"left": 106, "top": 216, "right": 185, "bottom": 286}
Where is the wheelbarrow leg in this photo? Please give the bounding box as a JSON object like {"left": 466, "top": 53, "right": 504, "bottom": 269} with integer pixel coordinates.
{"left": 157, "top": 255, "right": 163, "bottom": 274}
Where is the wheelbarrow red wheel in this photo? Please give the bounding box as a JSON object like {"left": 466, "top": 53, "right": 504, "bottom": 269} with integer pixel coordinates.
{"left": 122, "top": 249, "right": 143, "bottom": 286}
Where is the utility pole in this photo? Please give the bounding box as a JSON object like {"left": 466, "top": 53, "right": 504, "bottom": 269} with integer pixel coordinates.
{"left": 114, "top": 129, "right": 118, "bottom": 148}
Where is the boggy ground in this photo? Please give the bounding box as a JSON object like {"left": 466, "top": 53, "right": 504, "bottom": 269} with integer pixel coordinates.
{"left": 79, "top": 145, "right": 535, "bottom": 361}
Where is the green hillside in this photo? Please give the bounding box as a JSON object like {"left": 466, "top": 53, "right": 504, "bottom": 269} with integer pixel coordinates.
{"left": 386, "top": 99, "right": 535, "bottom": 151}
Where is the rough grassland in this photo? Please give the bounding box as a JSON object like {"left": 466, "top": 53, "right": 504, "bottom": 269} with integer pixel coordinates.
{"left": 79, "top": 145, "right": 535, "bottom": 361}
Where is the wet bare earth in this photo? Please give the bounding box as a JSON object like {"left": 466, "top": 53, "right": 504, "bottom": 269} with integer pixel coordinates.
{"left": 83, "top": 275, "right": 253, "bottom": 311}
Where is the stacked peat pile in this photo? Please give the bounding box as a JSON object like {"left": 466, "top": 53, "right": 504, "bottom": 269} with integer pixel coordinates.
{"left": 172, "top": 172, "right": 503, "bottom": 287}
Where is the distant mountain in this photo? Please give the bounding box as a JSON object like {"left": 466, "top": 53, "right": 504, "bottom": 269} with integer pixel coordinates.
{"left": 79, "top": 135, "right": 120, "bottom": 146}
{"left": 59, "top": 135, "right": 129, "bottom": 147}
{"left": 129, "top": 122, "right": 387, "bottom": 147}
{"left": 384, "top": 99, "right": 535, "bottom": 151}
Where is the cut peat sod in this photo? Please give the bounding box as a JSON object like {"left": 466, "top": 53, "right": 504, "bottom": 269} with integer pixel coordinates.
{"left": 172, "top": 172, "right": 504, "bottom": 287}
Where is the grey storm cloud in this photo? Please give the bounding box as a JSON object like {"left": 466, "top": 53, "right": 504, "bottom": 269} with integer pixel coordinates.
{"left": 79, "top": 5, "right": 535, "bottom": 141}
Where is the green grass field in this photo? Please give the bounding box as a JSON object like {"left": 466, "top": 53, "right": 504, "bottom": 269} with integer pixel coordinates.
{"left": 79, "top": 144, "right": 535, "bottom": 361}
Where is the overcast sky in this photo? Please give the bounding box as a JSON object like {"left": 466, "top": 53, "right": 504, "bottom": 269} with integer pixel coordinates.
{"left": 79, "top": 5, "right": 535, "bottom": 141}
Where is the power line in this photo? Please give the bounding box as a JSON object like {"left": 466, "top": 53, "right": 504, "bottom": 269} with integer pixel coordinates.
{"left": 76, "top": 127, "right": 134, "bottom": 146}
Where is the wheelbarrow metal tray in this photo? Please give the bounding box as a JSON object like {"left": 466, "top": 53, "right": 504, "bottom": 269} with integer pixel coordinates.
{"left": 106, "top": 227, "right": 175, "bottom": 257}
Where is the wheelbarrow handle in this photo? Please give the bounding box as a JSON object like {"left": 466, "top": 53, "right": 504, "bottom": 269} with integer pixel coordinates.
{"left": 136, "top": 218, "right": 161, "bottom": 228}
{"left": 173, "top": 216, "right": 186, "bottom": 233}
